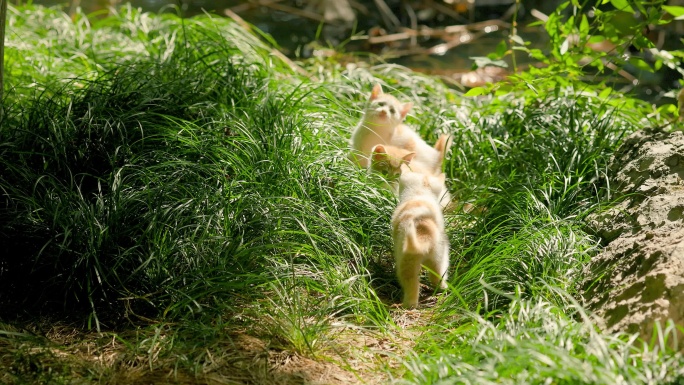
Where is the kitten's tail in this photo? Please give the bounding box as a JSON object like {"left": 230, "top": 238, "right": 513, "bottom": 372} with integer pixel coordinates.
{"left": 433, "top": 134, "right": 452, "bottom": 160}
{"left": 402, "top": 216, "right": 438, "bottom": 256}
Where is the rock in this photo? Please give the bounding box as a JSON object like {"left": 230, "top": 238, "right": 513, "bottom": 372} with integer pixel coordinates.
{"left": 584, "top": 128, "right": 684, "bottom": 341}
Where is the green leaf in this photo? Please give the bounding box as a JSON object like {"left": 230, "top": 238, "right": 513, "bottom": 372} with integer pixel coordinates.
{"left": 464, "top": 87, "right": 487, "bottom": 97}
{"left": 564, "top": 55, "right": 576, "bottom": 67}
{"left": 632, "top": 1, "right": 646, "bottom": 14}
{"left": 628, "top": 57, "right": 653, "bottom": 72}
{"left": 588, "top": 35, "right": 606, "bottom": 44}
{"left": 471, "top": 56, "right": 509, "bottom": 69}
{"left": 579, "top": 15, "right": 589, "bottom": 36}
{"left": 598, "top": 87, "right": 612, "bottom": 99}
{"left": 663, "top": 5, "right": 684, "bottom": 20}
{"left": 657, "top": 103, "right": 677, "bottom": 116}
{"left": 546, "top": 12, "right": 560, "bottom": 39}
{"left": 632, "top": 35, "right": 654, "bottom": 50}
{"left": 663, "top": 5, "right": 684, "bottom": 17}
{"left": 609, "top": 0, "right": 633, "bottom": 12}
{"left": 655, "top": 59, "right": 663, "bottom": 71}
{"left": 495, "top": 39, "right": 508, "bottom": 58}
{"left": 528, "top": 48, "right": 548, "bottom": 62}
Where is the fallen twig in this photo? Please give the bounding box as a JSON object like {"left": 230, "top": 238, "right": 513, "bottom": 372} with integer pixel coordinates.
{"left": 261, "top": 1, "right": 324, "bottom": 23}
{"left": 230, "top": 0, "right": 323, "bottom": 22}
{"left": 230, "top": 0, "right": 285, "bottom": 14}
{"left": 365, "top": 19, "right": 509, "bottom": 45}
{"left": 387, "top": 30, "right": 487, "bottom": 57}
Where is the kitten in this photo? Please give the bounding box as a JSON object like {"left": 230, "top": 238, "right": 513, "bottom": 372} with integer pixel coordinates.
{"left": 350, "top": 84, "right": 412, "bottom": 169}
{"left": 370, "top": 140, "right": 452, "bottom": 209}
{"left": 369, "top": 144, "right": 415, "bottom": 193}
{"left": 351, "top": 84, "right": 452, "bottom": 206}
{"left": 391, "top": 162, "right": 450, "bottom": 308}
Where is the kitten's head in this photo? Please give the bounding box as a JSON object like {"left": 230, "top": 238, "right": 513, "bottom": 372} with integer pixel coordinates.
{"left": 370, "top": 144, "right": 415, "bottom": 180}
{"left": 398, "top": 163, "right": 446, "bottom": 199}
{"left": 364, "top": 84, "right": 412, "bottom": 126}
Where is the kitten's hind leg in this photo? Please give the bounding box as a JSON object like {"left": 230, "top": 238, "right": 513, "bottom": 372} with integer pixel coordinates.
{"left": 396, "top": 255, "right": 421, "bottom": 308}
{"left": 424, "top": 246, "right": 449, "bottom": 291}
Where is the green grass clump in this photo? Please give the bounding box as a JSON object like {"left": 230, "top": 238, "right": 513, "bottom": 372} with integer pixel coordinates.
{"left": 443, "top": 96, "right": 632, "bottom": 310}
{"left": 399, "top": 294, "right": 684, "bottom": 385}
{"left": 0, "top": 5, "right": 385, "bottom": 328}
{"left": 1, "top": 4, "right": 683, "bottom": 384}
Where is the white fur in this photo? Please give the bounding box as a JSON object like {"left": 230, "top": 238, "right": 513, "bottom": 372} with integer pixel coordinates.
{"left": 391, "top": 164, "right": 450, "bottom": 308}
{"left": 349, "top": 84, "right": 440, "bottom": 172}
{"left": 351, "top": 84, "right": 452, "bottom": 208}
{"left": 350, "top": 84, "right": 411, "bottom": 168}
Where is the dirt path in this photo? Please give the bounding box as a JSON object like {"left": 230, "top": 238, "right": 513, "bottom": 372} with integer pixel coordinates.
{"left": 1, "top": 306, "right": 438, "bottom": 384}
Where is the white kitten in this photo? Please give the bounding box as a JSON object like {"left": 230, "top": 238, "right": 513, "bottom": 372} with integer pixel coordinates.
{"left": 391, "top": 163, "right": 450, "bottom": 308}
{"left": 349, "top": 84, "right": 443, "bottom": 174}
{"left": 351, "top": 84, "right": 452, "bottom": 207}
{"left": 350, "top": 84, "right": 412, "bottom": 169}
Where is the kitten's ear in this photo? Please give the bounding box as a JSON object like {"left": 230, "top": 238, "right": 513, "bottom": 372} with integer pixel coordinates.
{"left": 402, "top": 152, "right": 416, "bottom": 164}
{"left": 371, "top": 144, "right": 387, "bottom": 155}
{"left": 370, "top": 84, "right": 383, "bottom": 100}
{"left": 371, "top": 144, "right": 388, "bottom": 163}
{"left": 400, "top": 102, "right": 413, "bottom": 119}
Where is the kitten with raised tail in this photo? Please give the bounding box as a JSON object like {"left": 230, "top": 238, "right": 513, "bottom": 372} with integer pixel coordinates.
{"left": 351, "top": 84, "right": 445, "bottom": 173}
{"left": 391, "top": 162, "right": 450, "bottom": 308}
{"left": 427, "top": 134, "right": 452, "bottom": 209}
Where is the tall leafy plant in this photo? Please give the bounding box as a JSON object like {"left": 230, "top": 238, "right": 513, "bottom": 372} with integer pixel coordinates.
{"left": 467, "top": 0, "right": 683, "bottom": 120}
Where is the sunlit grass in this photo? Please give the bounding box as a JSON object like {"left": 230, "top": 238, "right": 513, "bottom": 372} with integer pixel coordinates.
{"left": 0, "top": 4, "right": 682, "bottom": 384}
{"left": 399, "top": 292, "right": 684, "bottom": 385}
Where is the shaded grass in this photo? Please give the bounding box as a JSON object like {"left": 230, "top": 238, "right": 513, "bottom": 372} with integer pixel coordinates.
{"left": 0, "top": 6, "right": 396, "bottom": 336}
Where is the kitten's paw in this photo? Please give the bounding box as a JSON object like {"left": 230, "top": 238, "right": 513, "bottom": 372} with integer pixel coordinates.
{"left": 390, "top": 302, "right": 419, "bottom": 310}
{"left": 401, "top": 301, "right": 419, "bottom": 309}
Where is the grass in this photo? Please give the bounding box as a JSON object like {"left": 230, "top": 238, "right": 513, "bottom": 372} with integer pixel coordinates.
{"left": 0, "top": 4, "right": 682, "bottom": 384}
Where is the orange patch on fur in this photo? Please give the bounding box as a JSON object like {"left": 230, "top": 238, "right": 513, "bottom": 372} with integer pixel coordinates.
{"left": 400, "top": 200, "right": 426, "bottom": 212}
{"left": 415, "top": 218, "right": 436, "bottom": 240}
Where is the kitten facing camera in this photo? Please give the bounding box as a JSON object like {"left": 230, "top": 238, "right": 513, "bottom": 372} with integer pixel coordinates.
{"left": 350, "top": 84, "right": 444, "bottom": 175}
{"left": 352, "top": 84, "right": 452, "bottom": 207}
